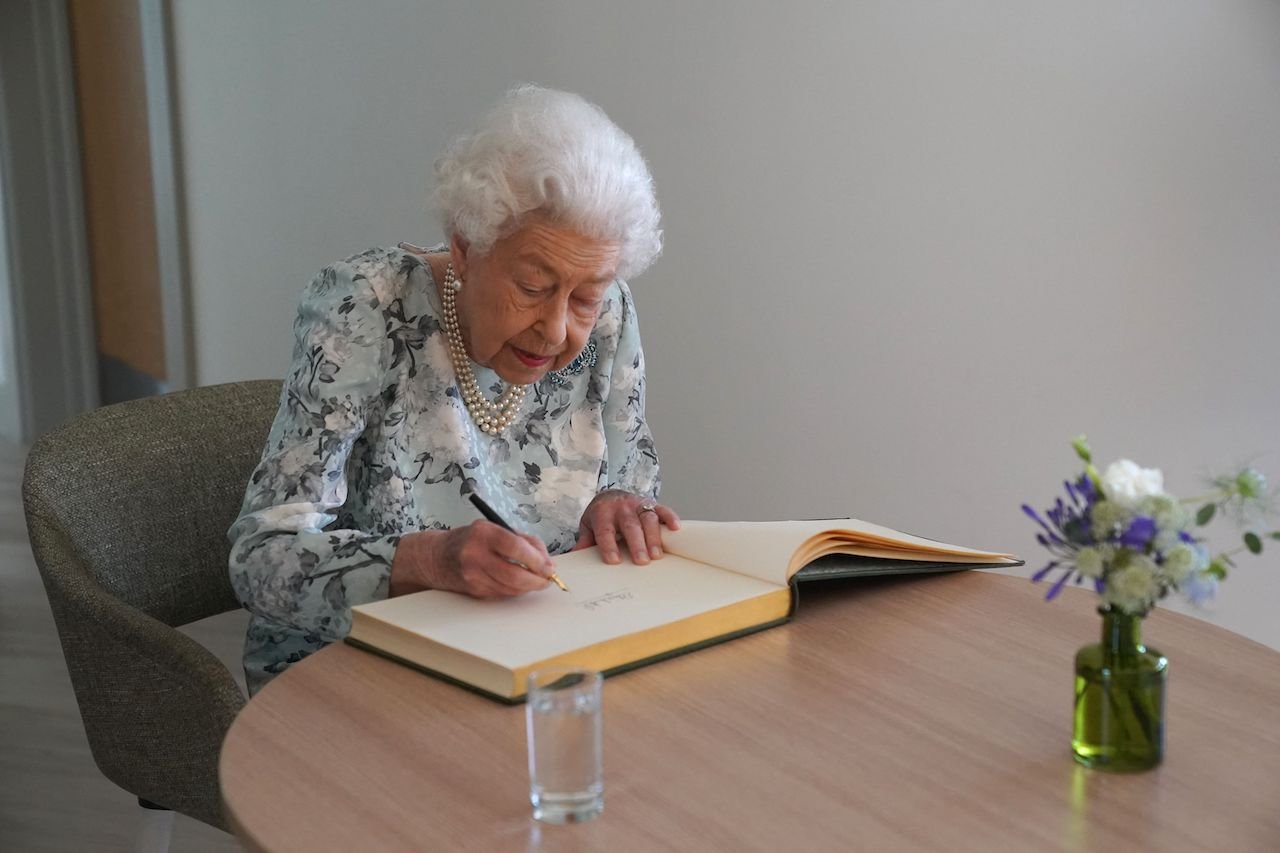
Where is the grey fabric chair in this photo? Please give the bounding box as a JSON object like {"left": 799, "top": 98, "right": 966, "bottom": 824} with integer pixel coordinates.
{"left": 22, "top": 379, "right": 281, "bottom": 834}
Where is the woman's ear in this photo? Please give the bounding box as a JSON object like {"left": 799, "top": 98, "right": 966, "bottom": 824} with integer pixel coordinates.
{"left": 449, "top": 234, "right": 470, "bottom": 281}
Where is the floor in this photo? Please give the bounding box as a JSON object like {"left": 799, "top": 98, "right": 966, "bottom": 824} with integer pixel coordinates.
{"left": 0, "top": 440, "right": 245, "bottom": 852}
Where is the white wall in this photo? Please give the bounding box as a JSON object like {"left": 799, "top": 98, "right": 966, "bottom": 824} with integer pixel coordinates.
{"left": 172, "top": 0, "right": 1280, "bottom": 648}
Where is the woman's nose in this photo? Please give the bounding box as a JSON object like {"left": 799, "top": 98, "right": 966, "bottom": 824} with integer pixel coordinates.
{"left": 536, "top": 298, "right": 569, "bottom": 347}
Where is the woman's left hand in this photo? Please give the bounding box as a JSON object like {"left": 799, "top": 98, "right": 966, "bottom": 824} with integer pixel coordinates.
{"left": 573, "top": 489, "right": 681, "bottom": 565}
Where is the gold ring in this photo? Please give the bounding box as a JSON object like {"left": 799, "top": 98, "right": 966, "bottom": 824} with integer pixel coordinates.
{"left": 638, "top": 502, "right": 658, "bottom": 515}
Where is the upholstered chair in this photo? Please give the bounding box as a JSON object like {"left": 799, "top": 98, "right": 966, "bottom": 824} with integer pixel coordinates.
{"left": 22, "top": 379, "right": 281, "bottom": 849}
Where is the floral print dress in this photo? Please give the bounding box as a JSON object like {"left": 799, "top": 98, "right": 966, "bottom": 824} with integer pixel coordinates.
{"left": 228, "top": 246, "right": 660, "bottom": 693}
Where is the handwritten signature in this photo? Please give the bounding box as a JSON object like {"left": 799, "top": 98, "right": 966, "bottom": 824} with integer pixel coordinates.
{"left": 578, "top": 588, "right": 634, "bottom": 611}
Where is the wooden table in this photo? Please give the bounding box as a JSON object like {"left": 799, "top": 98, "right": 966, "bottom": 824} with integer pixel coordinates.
{"left": 220, "top": 572, "right": 1280, "bottom": 852}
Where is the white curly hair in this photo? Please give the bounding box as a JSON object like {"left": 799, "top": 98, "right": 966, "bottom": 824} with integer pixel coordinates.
{"left": 433, "top": 85, "right": 662, "bottom": 281}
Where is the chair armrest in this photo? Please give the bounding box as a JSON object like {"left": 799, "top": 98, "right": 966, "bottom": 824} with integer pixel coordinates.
{"left": 27, "top": 514, "right": 246, "bottom": 830}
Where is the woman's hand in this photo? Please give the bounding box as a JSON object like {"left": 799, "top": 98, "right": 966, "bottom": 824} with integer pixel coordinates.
{"left": 573, "top": 489, "right": 681, "bottom": 565}
{"left": 389, "top": 522, "right": 554, "bottom": 599}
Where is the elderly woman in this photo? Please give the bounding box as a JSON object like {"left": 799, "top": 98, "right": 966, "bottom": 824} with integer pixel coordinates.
{"left": 228, "top": 85, "right": 678, "bottom": 693}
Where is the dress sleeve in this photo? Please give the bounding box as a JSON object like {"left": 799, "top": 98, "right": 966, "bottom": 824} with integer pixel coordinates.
{"left": 601, "top": 281, "right": 661, "bottom": 499}
{"left": 227, "top": 260, "right": 399, "bottom": 642}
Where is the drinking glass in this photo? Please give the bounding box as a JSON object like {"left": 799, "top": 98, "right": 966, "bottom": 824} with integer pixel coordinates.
{"left": 525, "top": 667, "right": 604, "bottom": 823}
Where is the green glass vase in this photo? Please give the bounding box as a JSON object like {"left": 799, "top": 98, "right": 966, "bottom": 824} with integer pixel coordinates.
{"left": 1072, "top": 608, "right": 1168, "bottom": 771}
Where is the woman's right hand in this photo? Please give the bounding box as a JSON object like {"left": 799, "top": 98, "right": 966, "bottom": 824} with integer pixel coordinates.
{"left": 389, "top": 522, "right": 554, "bottom": 599}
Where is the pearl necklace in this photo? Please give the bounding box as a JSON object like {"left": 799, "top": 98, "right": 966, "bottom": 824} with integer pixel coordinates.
{"left": 440, "top": 263, "right": 527, "bottom": 435}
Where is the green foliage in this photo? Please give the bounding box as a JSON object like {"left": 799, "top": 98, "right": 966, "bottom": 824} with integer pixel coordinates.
{"left": 1072, "top": 435, "right": 1093, "bottom": 464}
{"left": 1244, "top": 532, "right": 1263, "bottom": 554}
{"left": 1196, "top": 503, "right": 1216, "bottom": 526}
{"left": 1206, "top": 560, "right": 1228, "bottom": 580}
{"left": 1236, "top": 469, "right": 1267, "bottom": 500}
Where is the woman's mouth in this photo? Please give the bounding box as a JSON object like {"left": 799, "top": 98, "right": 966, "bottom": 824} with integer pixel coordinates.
{"left": 512, "top": 347, "right": 554, "bottom": 368}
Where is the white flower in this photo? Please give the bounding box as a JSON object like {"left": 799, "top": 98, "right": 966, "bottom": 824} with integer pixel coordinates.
{"left": 1090, "top": 501, "right": 1131, "bottom": 539}
{"left": 1153, "top": 528, "right": 1183, "bottom": 554}
{"left": 1141, "top": 494, "right": 1190, "bottom": 531}
{"left": 1103, "top": 557, "right": 1161, "bottom": 614}
{"left": 1076, "top": 546, "right": 1107, "bottom": 579}
{"left": 1160, "top": 544, "right": 1198, "bottom": 585}
{"left": 1101, "top": 459, "right": 1166, "bottom": 509}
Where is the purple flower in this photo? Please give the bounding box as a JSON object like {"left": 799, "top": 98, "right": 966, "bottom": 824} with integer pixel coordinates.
{"left": 1182, "top": 571, "right": 1219, "bottom": 605}
{"left": 1067, "top": 474, "right": 1098, "bottom": 505}
{"left": 1119, "top": 516, "right": 1157, "bottom": 550}
{"left": 1024, "top": 473, "right": 1102, "bottom": 600}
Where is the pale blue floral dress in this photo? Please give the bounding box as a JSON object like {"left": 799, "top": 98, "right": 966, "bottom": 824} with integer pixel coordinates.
{"left": 228, "top": 246, "right": 660, "bottom": 693}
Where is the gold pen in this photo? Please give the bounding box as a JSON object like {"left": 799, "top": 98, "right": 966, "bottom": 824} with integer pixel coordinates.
{"left": 512, "top": 559, "right": 570, "bottom": 592}
{"left": 468, "top": 493, "right": 569, "bottom": 592}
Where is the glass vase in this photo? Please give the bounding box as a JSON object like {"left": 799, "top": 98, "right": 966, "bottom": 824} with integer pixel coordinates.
{"left": 1072, "top": 608, "right": 1168, "bottom": 771}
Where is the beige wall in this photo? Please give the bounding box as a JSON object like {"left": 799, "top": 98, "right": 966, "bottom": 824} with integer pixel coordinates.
{"left": 171, "top": 0, "right": 1280, "bottom": 647}
{"left": 69, "top": 0, "right": 166, "bottom": 383}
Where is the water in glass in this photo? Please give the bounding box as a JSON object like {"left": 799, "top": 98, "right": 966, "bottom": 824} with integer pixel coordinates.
{"left": 526, "top": 669, "right": 603, "bottom": 823}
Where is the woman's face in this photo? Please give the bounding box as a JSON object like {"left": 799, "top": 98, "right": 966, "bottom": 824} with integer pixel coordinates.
{"left": 449, "top": 218, "right": 620, "bottom": 385}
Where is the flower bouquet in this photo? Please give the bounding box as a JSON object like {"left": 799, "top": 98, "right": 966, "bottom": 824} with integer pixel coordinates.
{"left": 1023, "top": 436, "right": 1277, "bottom": 770}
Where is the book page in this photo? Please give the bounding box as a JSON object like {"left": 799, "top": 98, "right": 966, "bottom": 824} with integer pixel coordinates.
{"left": 352, "top": 549, "right": 784, "bottom": 670}
{"left": 661, "top": 519, "right": 1018, "bottom": 584}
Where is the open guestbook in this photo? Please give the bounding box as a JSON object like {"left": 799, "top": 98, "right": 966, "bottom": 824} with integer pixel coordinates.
{"left": 346, "top": 518, "right": 1021, "bottom": 702}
